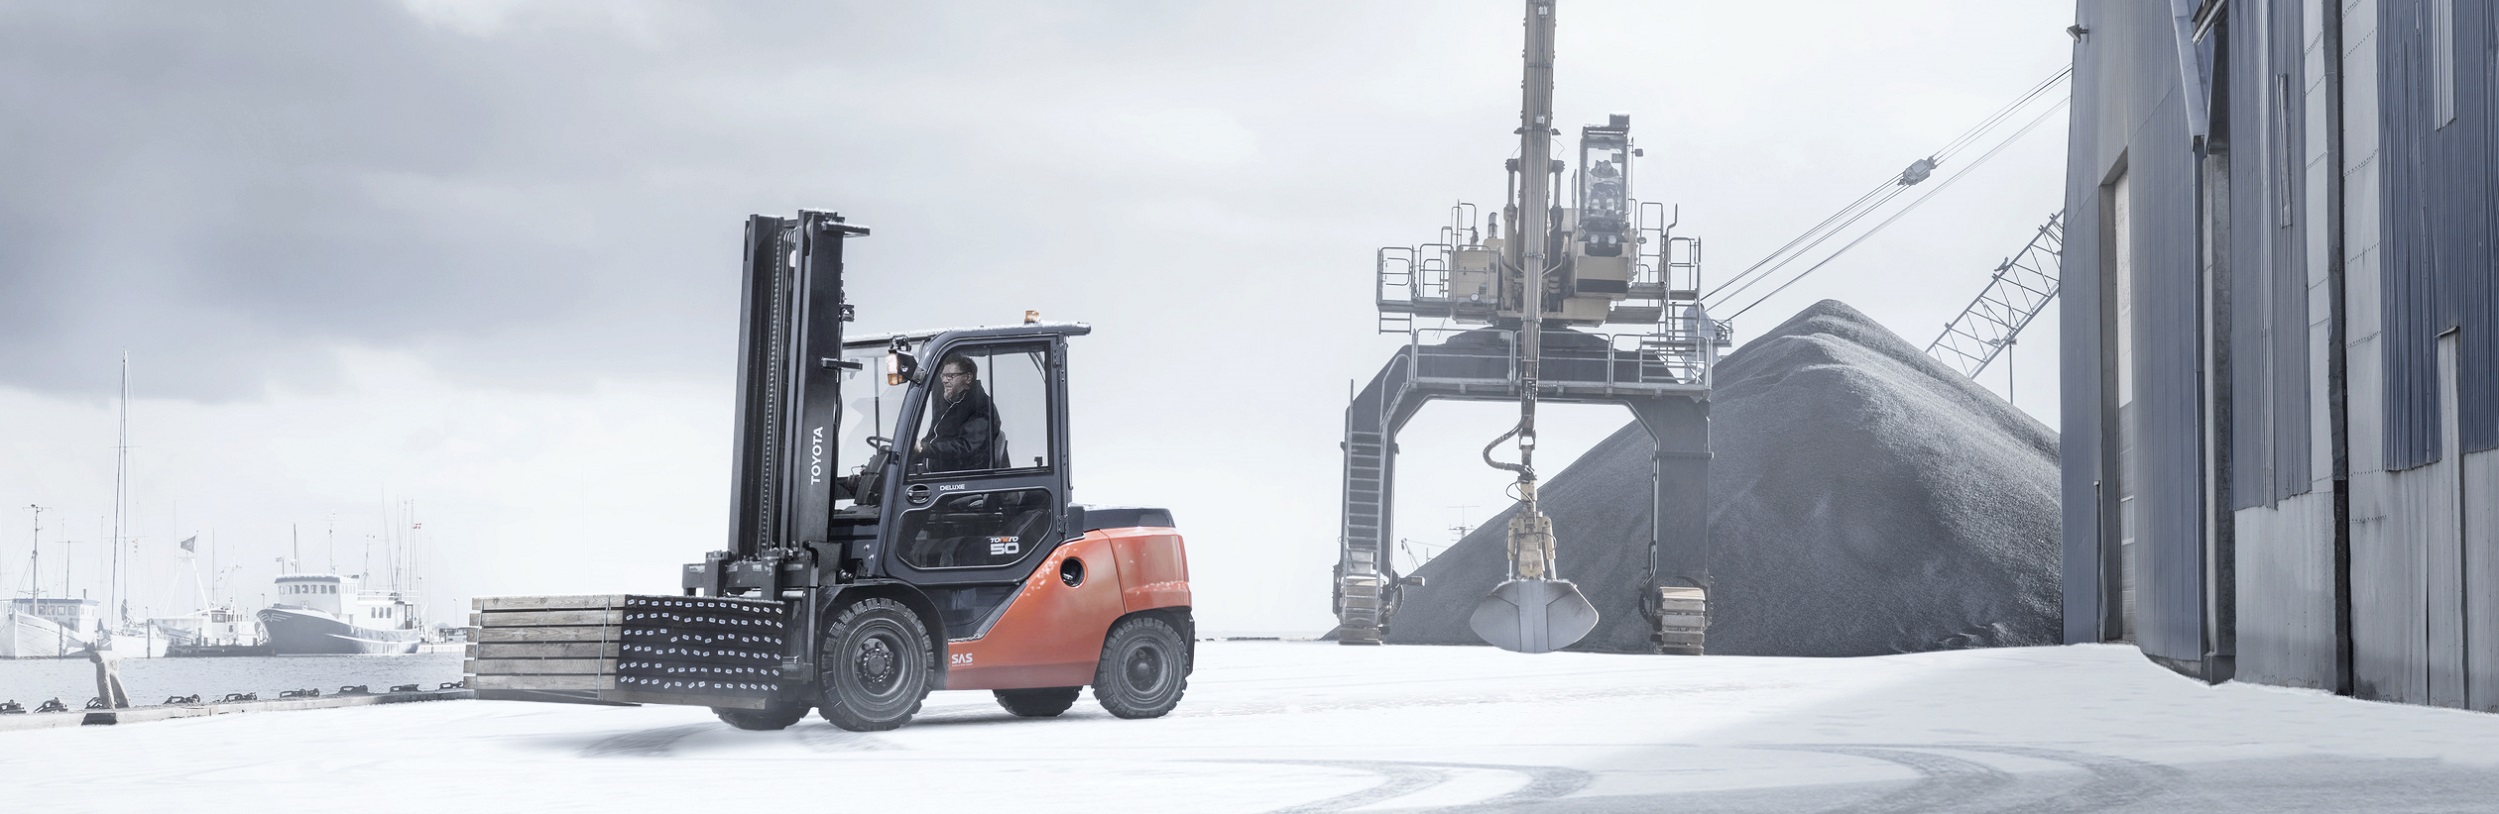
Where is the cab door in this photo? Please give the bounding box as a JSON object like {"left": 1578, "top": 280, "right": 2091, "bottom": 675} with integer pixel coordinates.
{"left": 881, "top": 338, "right": 1071, "bottom": 639}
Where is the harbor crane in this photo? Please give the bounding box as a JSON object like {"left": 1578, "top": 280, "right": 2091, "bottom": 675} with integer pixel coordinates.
{"left": 1334, "top": 0, "right": 1726, "bottom": 655}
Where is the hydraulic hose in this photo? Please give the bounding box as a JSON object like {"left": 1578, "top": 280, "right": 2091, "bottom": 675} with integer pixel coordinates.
{"left": 1482, "top": 423, "right": 1529, "bottom": 476}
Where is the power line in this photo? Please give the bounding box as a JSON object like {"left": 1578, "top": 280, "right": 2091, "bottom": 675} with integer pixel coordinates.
{"left": 1704, "top": 66, "right": 2073, "bottom": 310}
{"left": 1721, "top": 96, "right": 2071, "bottom": 322}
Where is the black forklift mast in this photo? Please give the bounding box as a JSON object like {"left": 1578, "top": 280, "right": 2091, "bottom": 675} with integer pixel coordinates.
{"left": 689, "top": 211, "right": 867, "bottom": 598}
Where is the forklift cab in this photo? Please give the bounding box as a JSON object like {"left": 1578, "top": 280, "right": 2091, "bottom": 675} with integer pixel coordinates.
{"left": 828, "top": 325, "right": 1089, "bottom": 637}
{"left": 872, "top": 326, "right": 1081, "bottom": 572}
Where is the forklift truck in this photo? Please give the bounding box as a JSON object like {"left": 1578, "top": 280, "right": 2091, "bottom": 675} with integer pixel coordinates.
{"left": 467, "top": 211, "right": 1193, "bottom": 731}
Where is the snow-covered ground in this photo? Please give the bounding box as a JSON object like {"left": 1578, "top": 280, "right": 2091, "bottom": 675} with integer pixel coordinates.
{"left": 7, "top": 642, "right": 2499, "bottom": 812}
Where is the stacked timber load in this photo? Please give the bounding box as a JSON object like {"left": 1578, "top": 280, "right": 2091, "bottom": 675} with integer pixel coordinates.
{"left": 468, "top": 595, "right": 787, "bottom": 708}
{"left": 1385, "top": 300, "right": 2062, "bottom": 656}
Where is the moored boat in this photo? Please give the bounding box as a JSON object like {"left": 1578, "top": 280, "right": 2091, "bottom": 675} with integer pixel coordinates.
{"left": 1, "top": 597, "right": 102, "bottom": 659}
{"left": 257, "top": 574, "right": 422, "bottom": 655}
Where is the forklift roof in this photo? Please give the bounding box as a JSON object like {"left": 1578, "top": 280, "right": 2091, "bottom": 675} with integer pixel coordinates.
{"left": 844, "top": 321, "right": 1093, "bottom": 351}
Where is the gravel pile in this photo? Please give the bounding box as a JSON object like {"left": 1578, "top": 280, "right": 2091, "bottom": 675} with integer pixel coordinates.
{"left": 1381, "top": 300, "right": 2062, "bottom": 656}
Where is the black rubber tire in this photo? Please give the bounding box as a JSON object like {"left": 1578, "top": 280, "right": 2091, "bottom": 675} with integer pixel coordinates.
{"left": 817, "top": 597, "right": 934, "bottom": 732}
{"left": 993, "top": 687, "right": 1081, "bottom": 718}
{"left": 713, "top": 696, "right": 812, "bottom": 731}
{"left": 1092, "top": 615, "right": 1189, "bottom": 719}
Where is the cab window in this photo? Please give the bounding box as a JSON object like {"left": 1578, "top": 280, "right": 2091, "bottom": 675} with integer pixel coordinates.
{"left": 912, "top": 346, "right": 1050, "bottom": 476}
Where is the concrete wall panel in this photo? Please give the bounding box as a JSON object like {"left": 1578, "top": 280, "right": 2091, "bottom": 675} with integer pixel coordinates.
{"left": 2466, "top": 447, "right": 2499, "bottom": 712}
{"left": 2233, "top": 492, "right": 2339, "bottom": 687}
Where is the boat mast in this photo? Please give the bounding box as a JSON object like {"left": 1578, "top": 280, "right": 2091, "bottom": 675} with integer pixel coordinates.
{"left": 25, "top": 504, "right": 44, "bottom": 600}
{"left": 111, "top": 352, "right": 130, "bottom": 628}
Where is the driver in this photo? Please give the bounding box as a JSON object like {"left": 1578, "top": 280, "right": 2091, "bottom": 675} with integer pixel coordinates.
{"left": 916, "top": 354, "right": 1005, "bottom": 472}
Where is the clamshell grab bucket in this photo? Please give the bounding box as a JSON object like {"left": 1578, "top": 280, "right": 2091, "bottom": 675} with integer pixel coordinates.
{"left": 1469, "top": 578, "right": 1599, "bottom": 654}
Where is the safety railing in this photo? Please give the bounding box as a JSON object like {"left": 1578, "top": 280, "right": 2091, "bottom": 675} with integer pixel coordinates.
{"left": 1397, "top": 318, "right": 1726, "bottom": 392}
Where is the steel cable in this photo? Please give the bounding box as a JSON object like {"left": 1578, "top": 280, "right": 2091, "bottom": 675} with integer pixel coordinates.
{"left": 1704, "top": 66, "right": 2073, "bottom": 309}
{"left": 1721, "top": 96, "right": 2071, "bottom": 323}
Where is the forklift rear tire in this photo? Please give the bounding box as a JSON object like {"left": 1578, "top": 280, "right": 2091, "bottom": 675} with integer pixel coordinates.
{"left": 714, "top": 697, "right": 812, "bottom": 731}
{"left": 993, "top": 687, "right": 1081, "bottom": 718}
{"left": 817, "top": 597, "right": 934, "bottom": 732}
{"left": 1092, "top": 615, "right": 1189, "bottom": 719}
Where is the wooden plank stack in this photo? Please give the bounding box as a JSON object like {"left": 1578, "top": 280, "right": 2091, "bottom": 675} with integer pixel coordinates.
{"left": 467, "top": 594, "right": 789, "bottom": 709}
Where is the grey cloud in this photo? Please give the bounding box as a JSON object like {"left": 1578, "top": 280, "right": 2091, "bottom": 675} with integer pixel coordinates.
{"left": 0, "top": 0, "right": 2070, "bottom": 410}
{"left": 0, "top": 0, "right": 1469, "bottom": 402}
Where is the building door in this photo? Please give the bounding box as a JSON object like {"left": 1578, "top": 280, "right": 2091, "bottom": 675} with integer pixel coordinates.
{"left": 2109, "top": 169, "right": 2140, "bottom": 643}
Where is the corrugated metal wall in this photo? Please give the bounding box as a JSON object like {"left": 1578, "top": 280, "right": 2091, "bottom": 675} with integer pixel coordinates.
{"left": 2136, "top": 95, "right": 2213, "bottom": 669}
{"left": 2228, "top": 0, "right": 2318, "bottom": 509}
{"left": 2377, "top": 0, "right": 2499, "bottom": 466}
{"left": 2226, "top": 0, "right": 2346, "bottom": 693}
{"left": 2346, "top": 0, "right": 2498, "bottom": 713}
{"left": 2067, "top": 0, "right": 2499, "bottom": 710}
{"left": 2059, "top": 0, "right": 2110, "bottom": 646}
{"left": 2060, "top": 1, "right": 2212, "bottom": 669}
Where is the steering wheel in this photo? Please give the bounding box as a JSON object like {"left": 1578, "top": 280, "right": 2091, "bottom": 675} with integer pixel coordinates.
{"left": 866, "top": 435, "right": 895, "bottom": 454}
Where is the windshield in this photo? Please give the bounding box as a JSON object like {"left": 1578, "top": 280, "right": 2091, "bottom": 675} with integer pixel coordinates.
{"left": 834, "top": 339, "right": 914, "bottom": 502}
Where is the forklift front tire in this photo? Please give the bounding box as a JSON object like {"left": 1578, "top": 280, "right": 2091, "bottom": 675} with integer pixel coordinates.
{"left": 817, "top": 597, "right": 934, "bottom": 732}
{"left": 993, "top": 687, "right": 1081, "bottom": 718}
{"left": 1092, "top": 615, "right": 1189, "bottom": 719}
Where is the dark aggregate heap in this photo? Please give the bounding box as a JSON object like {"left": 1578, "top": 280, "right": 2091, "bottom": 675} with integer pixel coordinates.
{"left": 1381, "top": 300, "right": 2062, "bottom": 656}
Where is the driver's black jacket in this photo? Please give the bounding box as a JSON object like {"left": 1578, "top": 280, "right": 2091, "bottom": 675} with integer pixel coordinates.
{"left": 921, "top": 382, "right": 1006, "bottom": 472}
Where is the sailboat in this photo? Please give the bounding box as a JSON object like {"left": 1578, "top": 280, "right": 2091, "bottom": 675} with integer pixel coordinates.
{"left": 96, "top": 352, "right": 155, "bottom": 656}
{"left": 153, "top": 534, "right": 268, "bottom": 657}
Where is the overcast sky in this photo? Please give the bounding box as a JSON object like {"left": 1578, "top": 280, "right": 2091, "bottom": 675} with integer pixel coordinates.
{"left": 0, "top": 0, "right": 2072, "bottom": 635}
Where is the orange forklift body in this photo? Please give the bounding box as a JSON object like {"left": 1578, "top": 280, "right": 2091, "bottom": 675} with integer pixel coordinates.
{"left": 945, "top": 527, "right": 1190, "bottom": 690}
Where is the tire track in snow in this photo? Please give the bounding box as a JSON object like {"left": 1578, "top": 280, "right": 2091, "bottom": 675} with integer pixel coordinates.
{"left": 1755, "top": 743, "right": 2179, "bottom": 813}
{"left": 1436, "top": 762, "right": 1595, "bottom": 811}
{"left": 1261, "top": 761, "right": 1445, "bottom": 813}
{"left": 580, "top": 723, "right": 712, "bottom": 758}
{"left": 1934, "top": 744, "right": 2181, "bottom": 813}
{"left": 1235, "top": 760, "right": 1592, "bottom": 813}
{"left": 1176, "top": 680, "right": 1769, "bottom": 720}
{"left": 1764, "top": 746, "right": 2014, "bottom": 814}
{"left": 796, "top": 725, "right": 896, "bottom": 752}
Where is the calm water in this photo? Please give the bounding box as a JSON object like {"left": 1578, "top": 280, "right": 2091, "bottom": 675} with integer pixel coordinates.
{"left": 0, "top": 653, "right": 463, "bottom": 707}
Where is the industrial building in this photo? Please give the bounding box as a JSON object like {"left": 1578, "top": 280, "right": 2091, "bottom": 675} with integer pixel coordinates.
{"left": 2061, "top": 0, "right": 2497, "bottom": 710}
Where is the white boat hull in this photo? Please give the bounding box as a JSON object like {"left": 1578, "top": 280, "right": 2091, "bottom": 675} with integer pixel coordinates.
{"left": 258, "top": 607, "right": 421, "bottom": 655}
{"left": 1, "top": 610, "right": 93, "bottom": 659}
